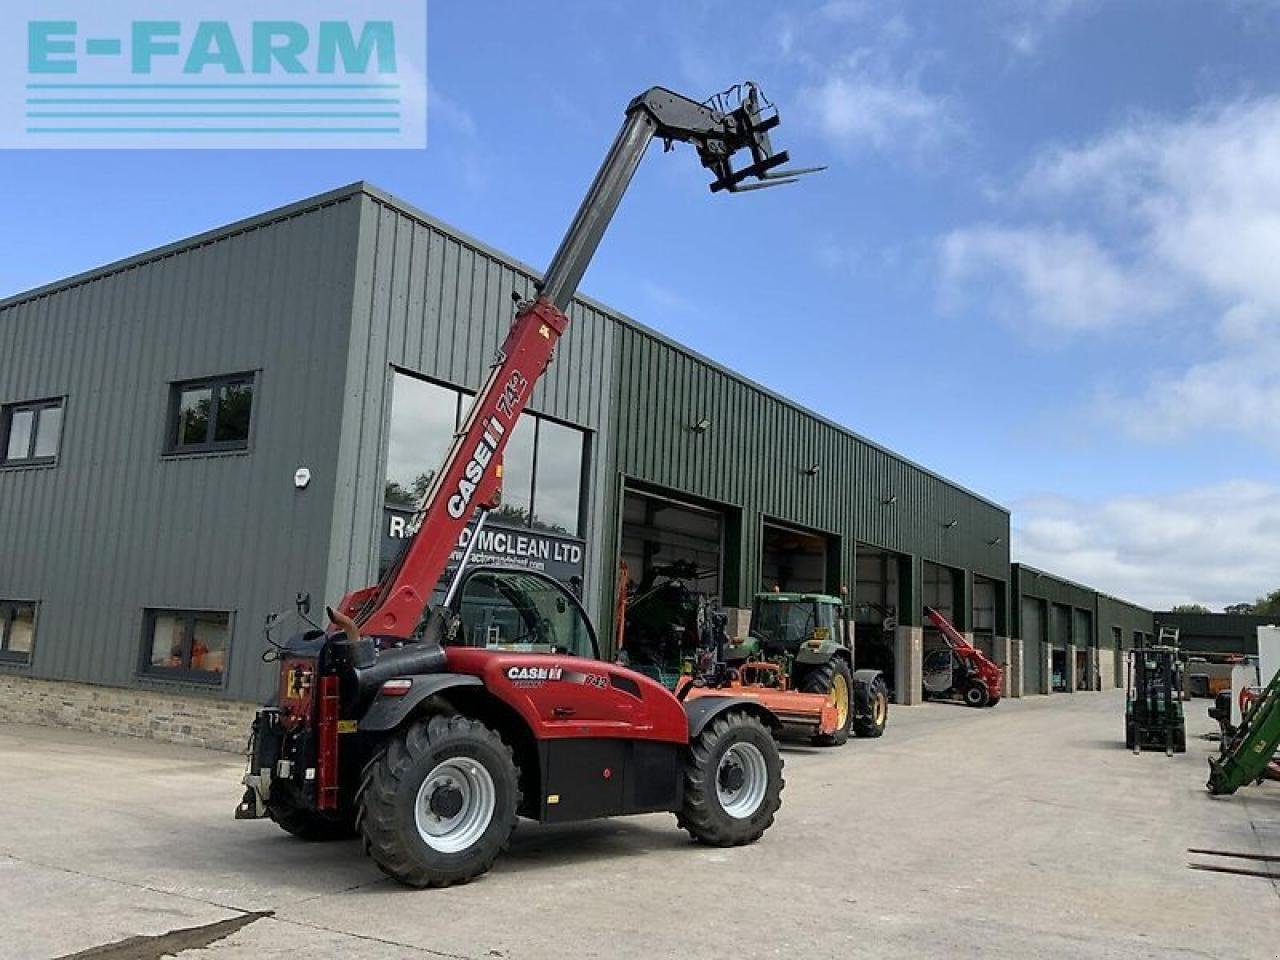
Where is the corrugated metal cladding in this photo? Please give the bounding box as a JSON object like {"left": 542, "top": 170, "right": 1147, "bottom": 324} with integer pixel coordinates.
{"left": 1155, "top": 611, "right": 1275, "bottom": 655}
{"left": 327, "top": 190, "right": 618, "bottom": 621}
{"left": 1011, "top": 564, "right": 1154, "bottom": 650}
{"left": 1097, "top": 595, "right": 1154, "bottom": 651}
{"left": 0, "top": 192, "right": 363, "bottom": 702}
{"left": 605, "top": 322, "right": 1011, "bottom": 621}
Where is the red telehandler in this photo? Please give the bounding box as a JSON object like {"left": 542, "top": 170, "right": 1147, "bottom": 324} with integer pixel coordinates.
{"left": 922, "top": 606, "right": 1003, "bottom": 707}
{"left": 235, "top": 83, "right": 820, "bottom": 887}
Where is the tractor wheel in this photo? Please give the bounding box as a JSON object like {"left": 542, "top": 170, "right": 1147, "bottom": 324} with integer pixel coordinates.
{"left": 852, "top": 674, "right": 889, "bottom": 739}
{"left": 267, "top": 795, "right": 356, "bottom": 841}
{"left": 677, "top": 711, "right": 783, "bottom": 847}
{"left": 963, "top": 681, "right": 990, "bottom": 708}
{"left": 357, "top": 715, "right": 520, "bottom": 888}
{"left": 800, "top": 659, "right": 854, "bottom": 746}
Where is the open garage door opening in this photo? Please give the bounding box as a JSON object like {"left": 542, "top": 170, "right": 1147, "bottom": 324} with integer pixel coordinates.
{"left": 922, "top": 561, "right": 963, "bottom": 699}
{"left": 760, "top": 522, "right": 832, "bottom": 595}
{"left": 854, "top": 545, "right": 902, "bottom": 700}
{"left": 620, "top": 487, "right": 724, "bottom": 605}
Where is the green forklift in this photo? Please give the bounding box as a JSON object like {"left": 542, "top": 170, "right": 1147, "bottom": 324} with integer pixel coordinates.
{"left": 1125, "top": 634, "right": 1187, "bottom": 755}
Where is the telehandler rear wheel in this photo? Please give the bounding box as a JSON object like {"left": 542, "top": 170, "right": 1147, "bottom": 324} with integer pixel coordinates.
{"left": 357, "top": 714, "right": 520, "bottom": 888}
{"left": 677, "top": 711, "right": 783, "bottom": 847}
{"left": 267, "top": 795, "right": 356, "bottom": 841}
{"left": 800, "top": 659, "right": 854, "bottom": 746}
{"left": 963, "top": 681, "right": 990, "bottom": 708}
{"left": 852, "top": 674, "right": 889, "bottom": 739}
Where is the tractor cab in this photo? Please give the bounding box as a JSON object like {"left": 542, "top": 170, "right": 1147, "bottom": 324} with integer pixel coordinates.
{"left": 744, "top": 592, "right": 846, "bottom": 659}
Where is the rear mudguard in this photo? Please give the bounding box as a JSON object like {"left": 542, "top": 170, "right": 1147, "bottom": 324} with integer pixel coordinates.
{"left": 358, "top": 674, "right": 484, "bottom": 732}
{"left": 851, "top": 669, "right": 883, "bottom": 719}
{"left": 683, "top": 694, "right": 781, "bottom": 739}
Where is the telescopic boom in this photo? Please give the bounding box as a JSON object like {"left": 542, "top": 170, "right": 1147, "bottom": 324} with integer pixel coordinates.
{"left": 337, "top": 83, "right": 820, "bottom": 640}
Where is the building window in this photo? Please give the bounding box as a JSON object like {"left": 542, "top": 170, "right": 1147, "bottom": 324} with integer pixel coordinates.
{"left": 2, "top": 398, "right": 64, "bottom": 466}
{"left": 167, "top": 374, "right": 254, "bottom": 454}
{"left": 140, "top": 609, "right": 230, "bottom": 683}
{"left": 0, "top": 601, "right": 36, "bottom": 664}
{"left": 385, "top": 370, "right": 587, "bottom": 536}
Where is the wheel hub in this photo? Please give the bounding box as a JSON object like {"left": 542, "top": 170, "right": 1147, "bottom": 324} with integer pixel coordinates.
{"left": 413, "top": 757, "right": 497, "bottom": 854}
{"left": 715, "top": 742, "right": 769, "bottom": 820}
{"left": 429, "top": 783, "right": 465, "bottom": 819}
{"left": 718, "top": 759, "right": 746, "bottom": 793}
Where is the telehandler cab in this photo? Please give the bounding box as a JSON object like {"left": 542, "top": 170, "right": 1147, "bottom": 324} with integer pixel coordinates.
{"left": 235, "top": 83, "right": 820, "bottom": 888}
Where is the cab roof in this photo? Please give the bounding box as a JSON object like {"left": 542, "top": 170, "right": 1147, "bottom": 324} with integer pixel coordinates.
{"left": 755, "top": 592, "right": 841, "bottom": 604}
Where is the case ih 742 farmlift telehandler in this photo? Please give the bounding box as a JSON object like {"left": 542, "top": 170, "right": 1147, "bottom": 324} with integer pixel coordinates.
{"left": 235, "top": 83, "right": 820, "bottom": 888}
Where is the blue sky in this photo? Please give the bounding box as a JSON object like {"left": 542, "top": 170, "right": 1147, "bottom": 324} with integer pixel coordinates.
{"left": 3, "top": 1, "right": 1278, "bottom": 609}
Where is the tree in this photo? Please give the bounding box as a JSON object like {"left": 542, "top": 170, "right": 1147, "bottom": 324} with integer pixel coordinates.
{"left": 1171, "top": 603, "right": 1210, "bottom": 614}
{"left": 1224, "top": 602, "right": 1255, "bottom": 615}
{"left": 1254, "top": 588, "right": 1280, "bottom": 616}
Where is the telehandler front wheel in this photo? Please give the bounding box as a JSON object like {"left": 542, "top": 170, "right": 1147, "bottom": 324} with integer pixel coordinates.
{"left": 801, "top": 659, "right": 854, "bottom": 746}
{"left": 677, "top": 711, "right": 783, "bottom": 847}
{"left": 357, "top": 714, "right": 520, "bottom": 888}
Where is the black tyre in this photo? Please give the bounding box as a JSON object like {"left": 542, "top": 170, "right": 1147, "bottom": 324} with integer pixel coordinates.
{"left": 852, "top": 674, "right": 889, "bottom": 739}
{"left": 357, "top": 715, "right": 520, "bottom": 888}
{"left": 800, "top": 659, "right": 854, "bottom": 746}
{"left": 963, "top": 681, "right": 990, "bottom": 708}
{"left": 267, "top": 794, "right": 356, "bottom": 841}
{"left": 677, "top": 711, "right": 783, "bottom": 847}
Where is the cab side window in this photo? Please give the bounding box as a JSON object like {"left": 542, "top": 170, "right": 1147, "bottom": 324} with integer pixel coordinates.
{"left": 454, "top": 570, "right": 597, "bottom": 659}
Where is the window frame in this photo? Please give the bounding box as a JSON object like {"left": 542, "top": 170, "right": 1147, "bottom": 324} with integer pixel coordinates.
{"left": 164, "top": 372, "right": 257, "bottom": 456}
{"left": 1, "top": 397, "right": 65, "bottom": 468}
{"left": 138, "top": 607, "right": 232, "bottom": 685}
{"left": 0, "top": 599, "right": 37, "bottom": 665}
{"left": 384, "top": 367, "right": 590, "bottom": 537}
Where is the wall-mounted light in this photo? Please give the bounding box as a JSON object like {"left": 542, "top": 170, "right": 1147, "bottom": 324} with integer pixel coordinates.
{"left": 690, "top": 417, "right": 712, "bottom": 434}
{"left": 942, "top": 519, "right": 959, "bottom": 529}
{"left": 803, "top": 463, "right": 821, "bottom": 477}
{"left": 987, "top": 536, "right": 1003, "bottom": 546}
{"left": 880, "top": 494, "right": 898, "bottom": 505}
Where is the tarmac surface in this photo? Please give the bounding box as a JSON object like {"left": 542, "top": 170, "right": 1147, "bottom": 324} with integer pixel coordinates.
{"left": 2, "top": 688, "right": 1278, "bottom": 959}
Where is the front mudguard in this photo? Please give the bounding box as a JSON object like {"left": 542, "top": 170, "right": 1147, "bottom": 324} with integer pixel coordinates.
{"left": 683, "top": 694, "right": 782, "bottom": 740}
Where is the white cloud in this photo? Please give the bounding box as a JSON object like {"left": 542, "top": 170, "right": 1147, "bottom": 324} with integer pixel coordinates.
{"left": 1013, "top": 481, "right": 1280, "bottom": 610}
{"left": 940, "top": 224, "right": 1163, "bottom": 331}
{"left": 806, "top": 66, "right": 957, "bottom": 154}
{"left": 999, "top": 0, "right": 1096, "bottom": 57}
{"left": 777, "top": 4, "right": 958, "bottom": 157}
{"left": 945, "top": 96, "right": 1280, "bottom": 443}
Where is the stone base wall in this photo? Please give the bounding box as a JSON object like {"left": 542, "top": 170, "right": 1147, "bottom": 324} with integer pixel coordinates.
{"left": 895, "top": 625, "right": 924, "bottom": 705}
{"left": 994, "top": 636, "right": 1022, "bottom": 698}
{"left": 1040, "top": 643, "right": 1053, "bottom": 694}
{"left": 1066, "top": 644, "right": 1078, "bottom": 693}
{"left": 0, "top": 674, "right": 257, "bottom": 753}
{"left": 1099, "top": 647, "right": 1118, "bottom": 690}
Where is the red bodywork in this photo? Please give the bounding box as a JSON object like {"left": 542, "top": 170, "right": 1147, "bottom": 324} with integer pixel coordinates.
{"left": 924, "top": 606, "right": 1003, "bottom": 702}
{"left": 337, "top": 299, "right": 569, "bottom": 638}
{"left": 443, "top": 648, "right": 688, "bottom": 744}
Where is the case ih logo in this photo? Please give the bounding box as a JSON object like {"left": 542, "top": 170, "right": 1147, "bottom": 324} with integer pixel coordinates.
{"left": 506, "top": 665, "right": 563, "bottom": 686}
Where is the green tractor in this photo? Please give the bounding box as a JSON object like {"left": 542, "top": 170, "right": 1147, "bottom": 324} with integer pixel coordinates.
{"left": 727, "top": 591, "right": 890, "bottom": 745}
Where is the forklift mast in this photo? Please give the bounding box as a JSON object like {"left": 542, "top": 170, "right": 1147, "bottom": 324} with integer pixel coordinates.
{"left": 338, "top": 84, "right": 819, "bottom": 640}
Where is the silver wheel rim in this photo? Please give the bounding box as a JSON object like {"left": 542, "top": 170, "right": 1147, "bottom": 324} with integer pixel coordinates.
{"left": 413, "top": 758, "right": 496, "bottom": 853}
{"left": 716, "top": 742, "right": 769, "bottom": 819}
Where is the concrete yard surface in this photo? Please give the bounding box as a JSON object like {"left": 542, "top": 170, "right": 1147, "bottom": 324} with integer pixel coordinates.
{"left": 2, "top": 690, "right": 1277, "bottom": 960}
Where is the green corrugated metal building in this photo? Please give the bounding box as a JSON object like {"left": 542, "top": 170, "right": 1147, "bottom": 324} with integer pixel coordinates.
{"left": 1, "top": 182, "right": 1154, "bottom": 722}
